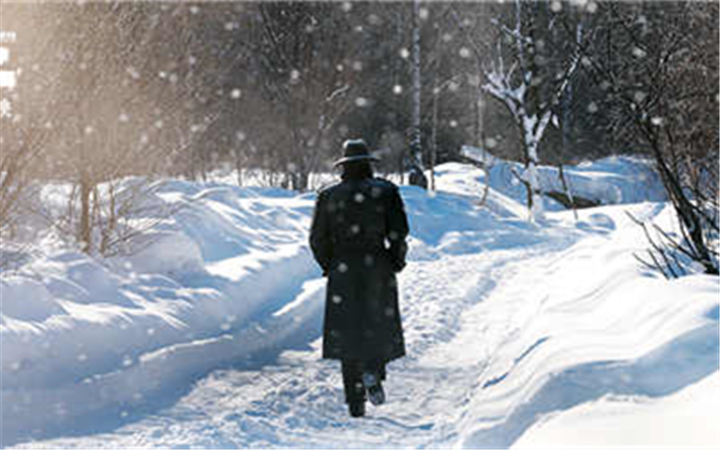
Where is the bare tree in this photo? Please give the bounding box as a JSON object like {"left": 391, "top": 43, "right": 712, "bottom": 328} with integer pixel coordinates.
{"left": 584, "top": 1, "right": 718, "bottom": 276}
{"left": 453, "top": 0, "right": 588, "bottom": 220}
{"left": 230, "top": 2, "right": 363, "bottom": 191}
{"left": 2, "top": 2, "right": 231, "bottom": 255}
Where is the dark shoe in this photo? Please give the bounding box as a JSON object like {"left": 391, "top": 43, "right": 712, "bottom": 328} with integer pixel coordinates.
{"left": 362, "top": 372, "right": 386, "bottom": 406}
{"left": 348, "top": 401, "right": 365, "bottom": 418}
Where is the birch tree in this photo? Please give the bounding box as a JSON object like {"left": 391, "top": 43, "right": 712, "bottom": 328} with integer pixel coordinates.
{"left": 455, "top": 0, "right": 587, "bottom": 220}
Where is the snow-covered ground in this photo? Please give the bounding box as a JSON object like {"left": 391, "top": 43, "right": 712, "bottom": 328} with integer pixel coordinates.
{"left": 1, "top": 158, "right": 718, "bottom": 448}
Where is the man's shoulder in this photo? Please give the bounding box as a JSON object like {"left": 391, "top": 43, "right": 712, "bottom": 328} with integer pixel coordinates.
{"left": 368, "top": 177, "right": 399, "bottom": 192}
{"left": 317, "top": 177, "right": 399, "bottom": 199}
{"left": 316, "top": 180, "right": 342, "bottom": 197}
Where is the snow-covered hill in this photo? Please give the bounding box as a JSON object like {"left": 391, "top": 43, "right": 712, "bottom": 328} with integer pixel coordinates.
{"left": 1, "top": 158, "right": 717, "bottom": 448}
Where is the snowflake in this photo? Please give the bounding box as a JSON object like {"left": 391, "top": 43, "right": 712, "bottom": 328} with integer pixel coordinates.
{"left": 0, "top": 47, "right": 9, "bottom": 65}
{"left": 0, "top": 98, "right": 12, "bottom": 118}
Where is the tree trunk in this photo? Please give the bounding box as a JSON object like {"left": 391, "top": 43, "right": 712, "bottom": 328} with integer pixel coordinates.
{"left": 560, "top": 87, "right": 579, "bottom": 221}
{"left": 430, "top": 69, "right": 438, "bottom": 192}
{"left": 234, "top": 146, "right": 244, "bottom": 187}
{"left": 79, "top": 170, "right": 92, "bottom": 254}
{"left": 650, "top": 135, "right": 718, "bottom": 275}
{"left": 408, "top": 0, "right": 427, "bottom": 189}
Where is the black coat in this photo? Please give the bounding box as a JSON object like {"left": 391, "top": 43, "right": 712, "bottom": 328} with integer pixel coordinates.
{"left": 309, "top": 176, "right": 409, "bottom": 363}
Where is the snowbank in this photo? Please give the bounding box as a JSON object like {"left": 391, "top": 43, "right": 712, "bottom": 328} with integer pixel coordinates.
{"left": 513, "top": 373, "right": 720, "bottom": 448}
{"left": 1, "top": 183, "right": 318, "bottom": 405}
{"left": 459, "top": 147, "right": 666, "bottom": 212}
{"left": 433, "top": 199, "right": 718, "bottom": 448}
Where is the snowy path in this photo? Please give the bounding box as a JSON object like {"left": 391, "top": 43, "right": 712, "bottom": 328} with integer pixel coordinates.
{"left": 9, "top": 217, "right": 571, "bottom": 448}
{"left": 7, "top": 201, "right": 718, "bottom": 448}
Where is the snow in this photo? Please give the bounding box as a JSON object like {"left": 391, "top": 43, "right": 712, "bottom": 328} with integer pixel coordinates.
{"left": 458, "top": 148, "right": 666, "bottom": 210}
{"left": 513, "top": 374, "right": 720, "bottom": 448}
{"left": 0, "top": 69, "right": 17, "bottom": 89}
{"left": 1, "top": 156, "right": 717, "bottom": 448}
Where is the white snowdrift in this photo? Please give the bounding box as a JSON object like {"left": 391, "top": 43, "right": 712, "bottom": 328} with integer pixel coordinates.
{"left": 460, "top": 146, "right": 666, "bottom": 211}
{"left": 513, "top": 373, "right": 720, "bottom": 448}
{"left": 1, "top": 157, "right": 717, "bottom": 449}
{"left": 452, "top": 205, "right": 719, "bottom": 448}
{"left": 1, "top": 183, "right": 318, "bottom": 395}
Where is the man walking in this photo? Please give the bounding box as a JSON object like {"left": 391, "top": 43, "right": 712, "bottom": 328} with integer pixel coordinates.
{"left": 309, "top": 139, "right": 409, "bottom": 418}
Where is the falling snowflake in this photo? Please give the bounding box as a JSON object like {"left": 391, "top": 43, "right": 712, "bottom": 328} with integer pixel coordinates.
{"left": 467, "top": 74, "right": 481, "bottom": 87}
{"left": 0, "top": 47, "right": 9, "bottom": 65}
{"left": 363, "top": 255, "right": 375, "bottom": 267}
{"left": 0, "top": 97, "right": 11, "bottom": 118}
{"left": 126, "top": 66, "right": 140, "bottom": 79}
{"left": 632, "top": 47, "right": 647, "bottom": 59}
{"left": 651, "top": 117, "right": 664, "bottom": 126}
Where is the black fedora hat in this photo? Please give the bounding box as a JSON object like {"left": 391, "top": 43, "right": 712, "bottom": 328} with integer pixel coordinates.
{"left": 333, "top": 139, "right": 380, "bottom": 166}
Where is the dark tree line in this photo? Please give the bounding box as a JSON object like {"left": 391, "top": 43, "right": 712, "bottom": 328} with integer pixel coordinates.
{"left": 0, "top": 1, "right": 717, "bottom": 265}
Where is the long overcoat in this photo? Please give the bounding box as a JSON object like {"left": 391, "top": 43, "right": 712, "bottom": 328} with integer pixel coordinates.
{"left": 309, "top": 177, "right": 409, "bottom": 363}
